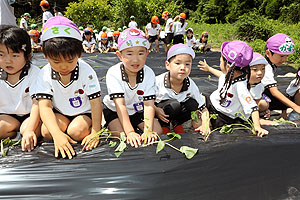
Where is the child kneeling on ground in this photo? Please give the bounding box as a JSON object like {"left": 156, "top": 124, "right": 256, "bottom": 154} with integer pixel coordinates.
{"left": 155, "top": 43, "right": 210, "bottom": 135}
{"left": 35, "top": 16, "right": 103, "bottom": 159}
{"left": 103, "top": 28, "right": 163, "bottom": 148}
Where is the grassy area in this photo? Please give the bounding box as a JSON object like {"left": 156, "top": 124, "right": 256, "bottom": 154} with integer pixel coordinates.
{"left": 187, "top": 20, "right": 300, "bottom": 69}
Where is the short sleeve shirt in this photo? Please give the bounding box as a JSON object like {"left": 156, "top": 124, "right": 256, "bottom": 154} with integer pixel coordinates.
{"left": 250, "top": 83, "right": 265, "bottom": 100}
{"left": 173, "top": 21, "right": 187, "bottom": 36}
{"left": 128, "top": 21, "right": 138, "bottom": 29}
{"left": 210, "top": 74, "right": 258, "bottom": 120}
{"left": 0, "top": 65, "right": 40, "bottom": 115}
{"left": 42, "top": 11, "right": 53, "bottom": 26}
{"left": 186, "top": 36, "right": 196, "bottom": 47}
{"left": 145, "top": 23, "right": 161, "bottom": 36}
{"left": 83, "top": 38, "right": 96, "bottom": 48}
{"left": 261, "top": 63, "right": 277, "bottom": 89}
{"left": 103, "top": 63, "right": 156, "bottom": 115}
{"left": 155, "top": 72, "right": 206, "bottom": 111}
{"left": 165, "top": 18, "right": 173, "bottom": 33}
{"left": 286, "top": 78, "right": 300, "bottom": 97}
{"left": 19, "top": 18, "right": 27, "bottom": 29}
{"left": 34, "top": 59, "right": 101, "bottom": 116}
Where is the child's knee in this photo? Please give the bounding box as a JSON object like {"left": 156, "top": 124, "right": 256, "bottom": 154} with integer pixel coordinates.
{"left": 67, "top": 123, "right": 90, "bottom": 141}
{"left": 258, "top": 99, "right": 269, "bottom": 112}
{"left": 182, "top": 98, "right": 199, "bottom": 112}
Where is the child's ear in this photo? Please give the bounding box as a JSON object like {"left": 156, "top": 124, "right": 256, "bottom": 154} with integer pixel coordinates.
{"left": 116, "top": 51, "right": 122, "bottom": 61}
{"left": 165, "top": 60, "right": 170, "bottom": 70}
{"left": 265, "top": 49, "right": 271, "bottom": 58}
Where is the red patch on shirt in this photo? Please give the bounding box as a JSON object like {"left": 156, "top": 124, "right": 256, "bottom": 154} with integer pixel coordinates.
{"left": 227, "top": 93, "right": 233, "bottom": 98}
{"left": 137, "top": 90, "right": 144, "bottom": 95}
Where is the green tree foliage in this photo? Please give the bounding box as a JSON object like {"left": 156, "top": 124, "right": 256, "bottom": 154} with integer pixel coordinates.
{"left": 235, "top": 10, "right": 274, "bottom": 41}
{"left": 279, "top": 3, "right": 300, "bottom": 24}
{"left": 65, "top": 0, "right": 112, "bottom": 29}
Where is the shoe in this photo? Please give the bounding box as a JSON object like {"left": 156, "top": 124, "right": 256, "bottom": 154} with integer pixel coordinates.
{"left": 173, "top": 124, "right": 184, "bottom": 133}
{"left": 162, "top": 126, "right": 171, "bottom": 134}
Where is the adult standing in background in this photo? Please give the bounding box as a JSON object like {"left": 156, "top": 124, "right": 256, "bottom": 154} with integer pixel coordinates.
{"left": 0, "top": 0, "right": 31, "bottom": 27}
{"left": 53, "top": 6, "right": 63, "bottom": 17}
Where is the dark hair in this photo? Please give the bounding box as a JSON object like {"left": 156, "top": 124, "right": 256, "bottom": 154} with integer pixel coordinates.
{"left": 42, "top": 37, "right": 83, "bottom": 60}
{"left": 53, "top": 6, "right": 61, "bottom": 12}
{"left": 264, "top": 45, "right": 274, "bottom": 55}
{"left": 42, "top": 5, "right": 50, "bottom": 10}
{"left": 180, "top": 18, "right": 185, "bottom": 28}
{"left": 0, "top": 26, "right": 32, "bottom": 69}
{"left": 219, "top": 56, "right": 249, "bottom": 104}
{"left": 294, "top": 68, "right": 300, "bottom": 87}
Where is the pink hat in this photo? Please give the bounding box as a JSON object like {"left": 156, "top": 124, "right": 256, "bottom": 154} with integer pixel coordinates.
{"left": 167, "top": 43, "right": 195, "bottom": 61}
{"left": 118, "top": 28, "right": 150, "bottom": 51}
{"left": 250, "top": 52, "right": 268, "bottom": 66}
{"left": 266, "top": 33, "right": 295, "bottom": 55}
{"left": 221, "top": 40, "right": 253, "bottom": 68}
{"left": 41, "top": 16, "right": 82, "bottom": 42}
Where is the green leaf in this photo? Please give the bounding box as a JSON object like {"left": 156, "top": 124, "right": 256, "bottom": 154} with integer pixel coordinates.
{"left": 208, "top": 75, "right": 211, "bottom": 80}
{"left": 273, "top": 118, "right": 298, "bottom": 127}
{"left": 220, "top": 124, "right": 234, "bottom": 134}
{"left": 167, "top": 132, "right": 181, "bottom": 139}
{"left": 210, "top": 114, "right": 218, "bottom": 120}
{"left": 115, "top": 141, "right": 127, "bottom": 152}
{"left": 120, "top": 132, "right": 127, "bottom": 142}
{"left": 109, "top": 141, "right": 117, "bottom": 147}
{"left": 114, "top": 151, "right": 123, "bottom": 158}
{"left": 1, "top": 139, "right": 5, "bottom": 157}
{"left": 191, "top": 111, "right": 199, "bottom": 123}
{"left": 156, "top": 141, "right": 165, "bottom": 154}
{"left": 179, "top": 146, "right": 198, "bottom": 159}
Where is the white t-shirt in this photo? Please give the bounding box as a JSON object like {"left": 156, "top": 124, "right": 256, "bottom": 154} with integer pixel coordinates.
{"left": 250, "top": 83, "right": 265, "bottom": 100}
{"left": 210, "top": 74, "right": 258, "bottom": 120}
{"left": 0, "top": 0, "right": 16, "bottom": 26}
{"left": 286, "top": 78, "right": 300, "bottom": 97}
{"left": 31, "top": 38, "right": 42, "bottom": 46}
{"left": 173, "top": 21, "right": 187, "bottom": 36}
{"left": 19, "top": 17, "right": 27, "bottom": 30}
{"left": 128, "top": 21, "right": 138, "bottom": 29}
{"left": 42, "top": 11, "right": 53, "bottom": 26}
{"left": 54, "top": 12, "right": 63, "bottom": 17}
{"left": 0, "top": 65, "right": 40, "bottom": 115}
{"left": 83, "top": 38, "right": 96, "bottom": 48}
{"left": 261, "top": 63, "right": 277, "bottom": 89}
{"left": 103, "top": 63, "right": 156, "bottom": 115}
{"left": 155, "top": 72, "right": 206, "bottom": 111}
{"left": 165, "top": 18, "right": 173, "bottom": 34}
{"left": 145, "top": 23, "right": 161, "bottom": 36}
{"left": 34, "top": 59, "right": 101, "bottom": 116}
{"left": 186, "top": 36, "right": 196, "bottom": 47}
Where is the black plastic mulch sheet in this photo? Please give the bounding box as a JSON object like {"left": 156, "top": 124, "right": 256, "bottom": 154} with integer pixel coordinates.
{"left": 0, "top": 52, "right": 299, "bottom": 200}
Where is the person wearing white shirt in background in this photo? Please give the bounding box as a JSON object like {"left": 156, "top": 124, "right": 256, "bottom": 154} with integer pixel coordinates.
{"left": 19, "top": 13, "right": 30, "bottom": 32}
{"left": 172, "top": 13, "right": 188, "bottom": 45}
{"left": 53, "top": 6, "right": 63, "bottom": 17}
{"left": 145, "top": 16, "right": 162, "bottom": 52}
{"left": 185, "top": 28, "right": 196, "bottom": 48}
{"left": 128, "top": 16, "right": 138, "bottom": 29}
{"left": 161, "top": 11, "right": 174, "bottom": 52}
{"left": 40, "top": 0, "right": 53, "bottom": 27}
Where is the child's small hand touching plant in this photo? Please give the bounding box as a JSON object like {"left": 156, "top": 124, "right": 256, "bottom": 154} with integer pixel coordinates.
{"left": 198, "top": 59, "right": 211, "bottom": 72}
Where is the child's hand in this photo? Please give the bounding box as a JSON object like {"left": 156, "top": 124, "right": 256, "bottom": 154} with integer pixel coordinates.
{"left": 255, "top": 126, "right": 269, "bottom": 137}
{"left": 53, "top": 133, "right": 77, "bottom": 159}
{"left": 155, "top": 107, "right": 169, "bottom": 123}
{"left": 126, "top": 132, "right": 141, "bottom": 148}
{"left": 195, "top": 125, "right": 211, "bottom": 136}
{"left": 197, "top": 59, "right": 210, "bottom": 72}
{"left": 21, "top": 131, "right": 37, "bottom": 152}
{"left": 263, "top": 109, "right": 271, "bottom": 120}
{"left": 141, "top": 132, "right": 158, "bottom": 144}
{"left": 81, "top": 133, "right": 99, "bottom": 151}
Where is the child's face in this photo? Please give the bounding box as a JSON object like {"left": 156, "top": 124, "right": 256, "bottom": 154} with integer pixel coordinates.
{"left": 265, "top": 49, "right": 288, "bottom": 66}
{"left": 85, "top": 33, "right": 91, "bottom": 40}
{"left": 249, "top": 64, "right": 265, "bottom": 84}
{"left": 166, "top": 54, "right": 192, "bottom": 81}
{"left": 46, "top": 54, "right": 79, "bottom": 76}
{"left": 187, "top": 32, "right": 193, "bottom": 38}
{"left": 0, "top": 44, "right": 27, "bottom": 75}
{"left": 116, "top": 46, "right": 148, "bottom": 75}
{"left": 31, "top": 35, "right": 39, "bottom": 43}
{"left": 201, "top": 36, "right": 208, "bottom": 42}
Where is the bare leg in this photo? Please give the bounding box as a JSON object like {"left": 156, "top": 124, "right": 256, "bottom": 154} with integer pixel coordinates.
{"left": 41, "top": 113, "right": 70, "bottom": 140}
{"left": 67, "top": 115, "right": 92, "bottom": 141}
{"left": 0, "top": 115, "right": 20, "bottom": 139}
